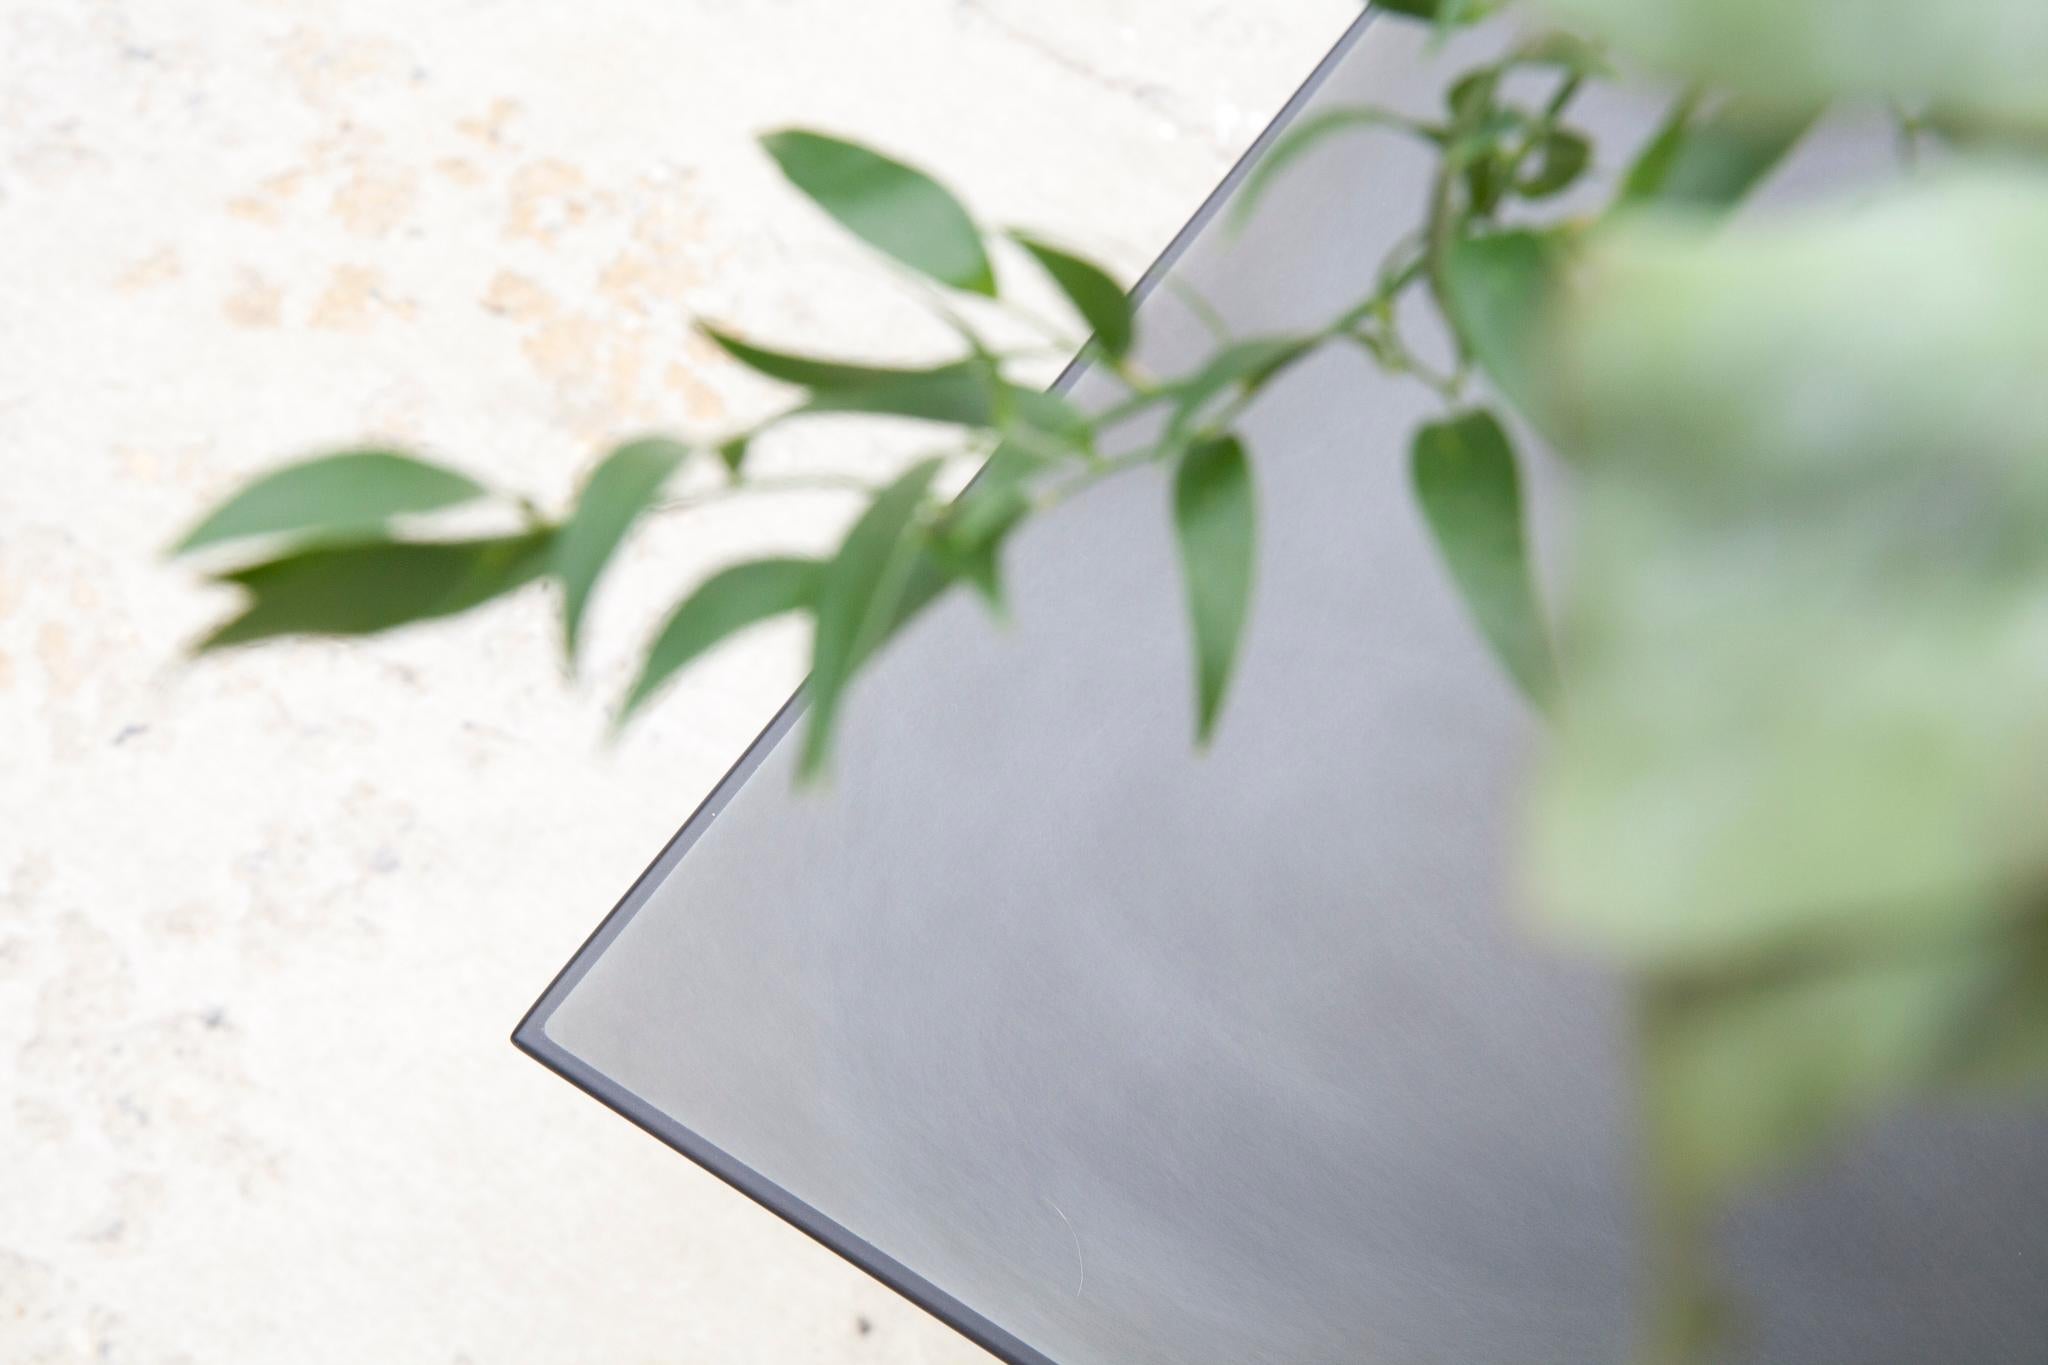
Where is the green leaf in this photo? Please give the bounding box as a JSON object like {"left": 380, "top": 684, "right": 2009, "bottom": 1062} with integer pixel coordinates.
{"left": 1167, "top": 336, "right": 1313, "bottom": 434}
{"left": 1377, "top": 0, "right": 1495, "bottom": 32}
{"left": 1945, "top": 917, "right": 2048, "bottom": 1093}
{"left": 761, "top": 129, "right": 996, "bottom": 296}
{"left": 1512, "top": 31, "right": 1614, "bottom": 77}
{"left": 1446, "top": 69, "right": 1498, "bottom": 123}
{"left": 1619, "top": 97, "right": 1814, "bottom": 210}
{"left": 801, "top": 457, "right": 946, "bottom": 778}
{"left": 1924, "top": 106, "right": 2048, "bottom": 154}
{"left": 716, "top": 432, "right": 753, "bottom": 478}
{"left": 556, "top": 438, "right": 687, "bottom": 664}
{"left": 1635, "top": 925, "right": 2048, "bottom": 1351}
{"left": 703, "top": 326, "right": 1000, "bottom": 428}
{"left": 1442, "top": 229, "right": 1564, "bottom": 425}
{"left": 1410, "top": 411, "right": 1556, "bottom": 709}
{"left": 1002, "top": 385, "right": 1093, "bottom": 452}
{"left": 1517, "top": 128, "right": 1592, "bottom": 199}
{"left": 742, "top": 363, "right": 997, "bottom": 431}
{"left": 1530, "top": 173, "right": 2048, "bottom": 967}
{"left": 957, "top": 439, "right": 1053, "bottom": 517}
{"left": 701, "top": 326, "right": 925, "bottom": 390}
{"left": 617, "top": 558, "right": 821, "bottom": 723}
{"left": 950, "top": 437, "right": 1052, "bottom": 531}
{"left": 1433, "top": 0, "right": 1496, "bottom": 40}
{"left": 1640, "top": 945, "right": 2001, "bottom": 1209}
{"left": 932, "top": 495, "right": 1026, "bottom": 614}
{"left": 172, "top": 450, "right": 487, "bottom": 555}
{"left": 1009, "top": 232, "right": 1134, "bottom": 360}
{"left": 1462, "top": 154, "right": 1510, "bottom": 217}
{"left": 1173, "top": 434, "right": 1257, "bottom": 744}
{"left": 1540, "top": 0, "right": 2048, "bottom": 129}
{"left": 197, "top": 531, "right": 555, "bottom": 651}
{"left": 932, "top": 441, "right": 1055, "bottom": 615}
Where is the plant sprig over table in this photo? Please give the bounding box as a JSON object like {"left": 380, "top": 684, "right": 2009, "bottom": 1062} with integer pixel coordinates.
{"left": 170, "top": 1, "right": 2048, "bottom": 1359}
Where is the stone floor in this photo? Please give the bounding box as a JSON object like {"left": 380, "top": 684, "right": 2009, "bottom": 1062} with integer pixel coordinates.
{"left": 0, "top": 2, "right": 1354, "bottom": 1361}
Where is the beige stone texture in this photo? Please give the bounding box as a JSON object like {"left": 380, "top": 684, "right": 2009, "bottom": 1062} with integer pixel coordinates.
{"left": 0, "top": 2, "right": 1353, "bottom": 1361}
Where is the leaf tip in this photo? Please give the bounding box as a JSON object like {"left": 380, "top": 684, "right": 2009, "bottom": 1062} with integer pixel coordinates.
{"left": 603, "top": 701, "right": 639, "bottom": 746}
{"left": 560, "top": 623, "right": 583, "bottom": 680}
{"left": 757, "top": 126, "right": 809, "bottom": 162}
{"left": 189, "top": 615, "right": 244, "bottom": 657}
{"left": 793, "top": 737, "right": 834, "bottom": 789}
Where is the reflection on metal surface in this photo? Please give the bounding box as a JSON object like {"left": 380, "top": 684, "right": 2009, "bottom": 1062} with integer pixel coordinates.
{"left": 519, "top": 15, "right": 2048, "bottom": 1365}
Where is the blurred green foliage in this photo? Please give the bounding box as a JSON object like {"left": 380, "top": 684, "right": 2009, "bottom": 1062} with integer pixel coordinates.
{"left": 168, "top": 1, "right": 2048, "bottom": 1356}
{"left": 1549, "top": 0, "right": 2048, "bottom": 129}
{"left": 1537, "top": 176, "right": 2048, "bottom": 965}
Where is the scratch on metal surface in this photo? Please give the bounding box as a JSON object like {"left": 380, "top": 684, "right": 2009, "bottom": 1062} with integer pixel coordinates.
{"left": 1048, "top": 1198, "right": 1085, "bottom": 1296}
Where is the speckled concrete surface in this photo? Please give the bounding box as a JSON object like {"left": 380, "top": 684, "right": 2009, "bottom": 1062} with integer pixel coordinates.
{"left": 0, "top": 2, "right": 1354, "bottom": 1360}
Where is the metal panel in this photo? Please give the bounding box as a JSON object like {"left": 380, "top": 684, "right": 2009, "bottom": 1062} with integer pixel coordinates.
{"left": 518, "top": 14, "right": 2048, "bottom": 1363}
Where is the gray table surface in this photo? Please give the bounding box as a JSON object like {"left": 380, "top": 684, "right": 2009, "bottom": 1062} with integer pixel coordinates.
{"left": 522, "top": 15, "right": 2048, "bottom": 1363}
